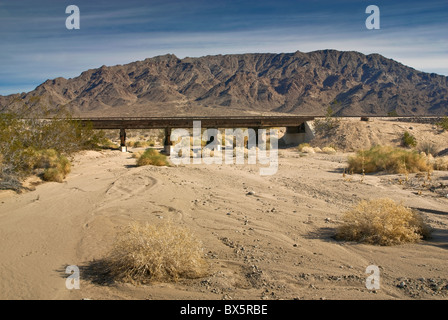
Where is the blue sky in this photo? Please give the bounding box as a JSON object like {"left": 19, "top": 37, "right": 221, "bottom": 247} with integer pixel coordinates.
{"left": 0, "top": 0, "right": 447, "bottom": 95}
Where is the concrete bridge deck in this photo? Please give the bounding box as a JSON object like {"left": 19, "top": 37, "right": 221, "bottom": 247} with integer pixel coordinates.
{"left": 74, "top": 116, "right": 316, "bottom": 152}
{"left": 71, "top": 115, "right": 315, "bottom": 152}
{"left": 74, "top": 115, "right": 316, "bottom": 130}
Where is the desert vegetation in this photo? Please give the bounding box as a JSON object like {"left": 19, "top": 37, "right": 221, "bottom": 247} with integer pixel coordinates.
{"left": 347, "top": 145, "right": 431, "bottom": 174}
{"left": 297, "top": 143, "right": 336, "bottom": 155}
{"left": 313, "top": 105, "right": 340, "bottom": 134}
{"left": 417, "top": 141, "right": 439, "bottom": 156}
{"left": 437, "top": 116, "right": 448, "bottom": 131}
{"left": 136, "top": 148, "right": 170, "bottom": 167}
{"left": 104, "top": 221, "right": 208, "bottom": 284}
{"left": 335, "top": 198, "right": 432, "bottom": 246}
{"left": 429, "top": 155, "right": 448, "bottom": 171}
{"left": 402, "top": 131, "right": 417, "bottom": 148}
{"left": 0, "top": 106, "right": 106, "bottom": 190}
{"left": 387, "top": 110, "right": 399, "bottom": 117}
{"left": 127, "top": 140, "right": 149, "bottom": 148}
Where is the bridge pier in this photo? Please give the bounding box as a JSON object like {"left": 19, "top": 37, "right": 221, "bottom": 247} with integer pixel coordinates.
{"left": 282, "top": 123, "right": 306, "bottom": 145}
{"left": 205, "top": 128, "right": 222, "bottom": 151}
{"left": 163, "top": 127, "right": 172, "bottom": 155}
{"left": 119, "top": 128, "right": 127, "bottom": 152}
{"left": 250, "top": 128, "right": 259, "bottom": 146}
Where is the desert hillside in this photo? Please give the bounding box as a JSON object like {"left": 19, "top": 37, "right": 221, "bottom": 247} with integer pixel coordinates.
{"left": 1, "top": 50, "right": 447, "bottom": 117}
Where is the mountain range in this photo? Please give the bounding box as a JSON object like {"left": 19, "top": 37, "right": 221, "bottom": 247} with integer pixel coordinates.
{"left": 1, "top": 49, "right": 447, "bottom": 117}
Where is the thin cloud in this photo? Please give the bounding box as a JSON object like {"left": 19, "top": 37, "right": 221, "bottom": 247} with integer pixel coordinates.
{"left": 0, "top": 0, "right": 446, "bottom": 95}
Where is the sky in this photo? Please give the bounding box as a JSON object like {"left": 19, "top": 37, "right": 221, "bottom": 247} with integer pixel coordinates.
{"left": 0, "top": 0, "right": 447, "bottom": 95}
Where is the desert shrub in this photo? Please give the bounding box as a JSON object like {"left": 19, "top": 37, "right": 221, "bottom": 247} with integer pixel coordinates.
{"left": 432, "top": 156, "right": 448, "bottom": 171}
{"left": 313, "top": 105, "right": 340, "bottom": 134}
{"left": 0, "top": 154, "right": 23, "bottom": 191}
{"left": 347, "top": 145, "right": 431, "bottom": 174}
{"left": 147, "top": 140, "right": 156, "bottom": 147}
{"left": 131, "top": 150, "right": 144, "bottom": 159}
{"left": 437, "top": 116, "right": 448, "bottom": 131}
{"left": 417, "top": 141, "right": 439, "bottom": 156}
{"left": 335, "top": 198, "right": 431, "bottom": 246}
{"left": 301, "top": 146, "right": 315, "bottom": 154}
{"left": 133, "top": 140, "right": 148, "bottom": 148}
{"left": 136, "top": 148, "right": 170, "bottom": 167}
{"left": 100, "top": 139, "right": 119, "bottom": 150}
{"left": 402, "top": 131, "right": 417, "bottom": 148}
{"left": 0, "top": 106, "right": 103, "bottom": 187}
{"left": 106, "top": 221, "right": 208, "bottom": 283}
{"left": 313, "top": 147, "right": 322, "bottom": 153}
{"left": 297, "top": 143, "right": 310, "bottom": 152}
{"left": 322, "top": 146, "right": 337, "bottom": 154}
{"left": 387, "top": 110, "right": 399, "bottom": 117}
{"left": 42, "top": 167, "right": 64, "bottom": 183}
{"left": 0, "top": 167, "right": 23, "bottom": 191}
{"left": 39, "top": 150, "right": 71, "bottom": 182}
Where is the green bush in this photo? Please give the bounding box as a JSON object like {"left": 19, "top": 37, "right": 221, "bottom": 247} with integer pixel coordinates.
{"left": 136, "top": 148, "right": 170, "bottom": 167}
{"left": 0, "top": 104, "right": 102, "bottom": 189}
{"left": 313, "top": 105, "right": 340, "bottom": 134}
{"left": 402, "top": 131, "right": 417, "bottom": 148}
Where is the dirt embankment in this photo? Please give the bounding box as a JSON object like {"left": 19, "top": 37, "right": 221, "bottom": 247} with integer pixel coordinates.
{"left": 311, "top": 118, "right": 448, "bottom": 153}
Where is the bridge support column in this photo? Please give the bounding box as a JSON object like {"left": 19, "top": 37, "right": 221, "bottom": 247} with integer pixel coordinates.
{"left": 282, "top": 123, "right": 307, "bottom": 145}
{"left": 250, "top": 128, "right": 259, "bottom": 147}
{"left": 163, "top": 127, "right": 172, "bottom": 155}
{"left": 119, "top": 128, "right": 127, "bottom": 152}
{"left": 205, "top": 128, "right": 221, "bottom": 151}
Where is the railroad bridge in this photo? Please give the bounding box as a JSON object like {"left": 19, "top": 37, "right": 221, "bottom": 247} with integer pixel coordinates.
{"left": 76, "top": 115, "right": 316, "bottom": 153}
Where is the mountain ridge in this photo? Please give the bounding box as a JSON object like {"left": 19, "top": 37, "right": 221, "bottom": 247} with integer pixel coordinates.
{"left": 1, "top": 49, "right": 447, "bottom": 117}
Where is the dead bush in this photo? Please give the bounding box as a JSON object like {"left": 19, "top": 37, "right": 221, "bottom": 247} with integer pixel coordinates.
{"left": 106, "top": 221, "right": 208, "bottom": 284}
{"left": 335, "top": 198, "right": 431, "bottom": 246}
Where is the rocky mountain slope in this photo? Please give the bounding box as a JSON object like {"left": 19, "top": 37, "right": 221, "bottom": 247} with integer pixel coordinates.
{"left": 1, "top": 50, "right": 447, "bottom": 117}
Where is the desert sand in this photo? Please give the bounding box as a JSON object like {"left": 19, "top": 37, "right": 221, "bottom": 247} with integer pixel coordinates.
{"left": 0, "top": 118, "right": 447, "bottom": 300}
